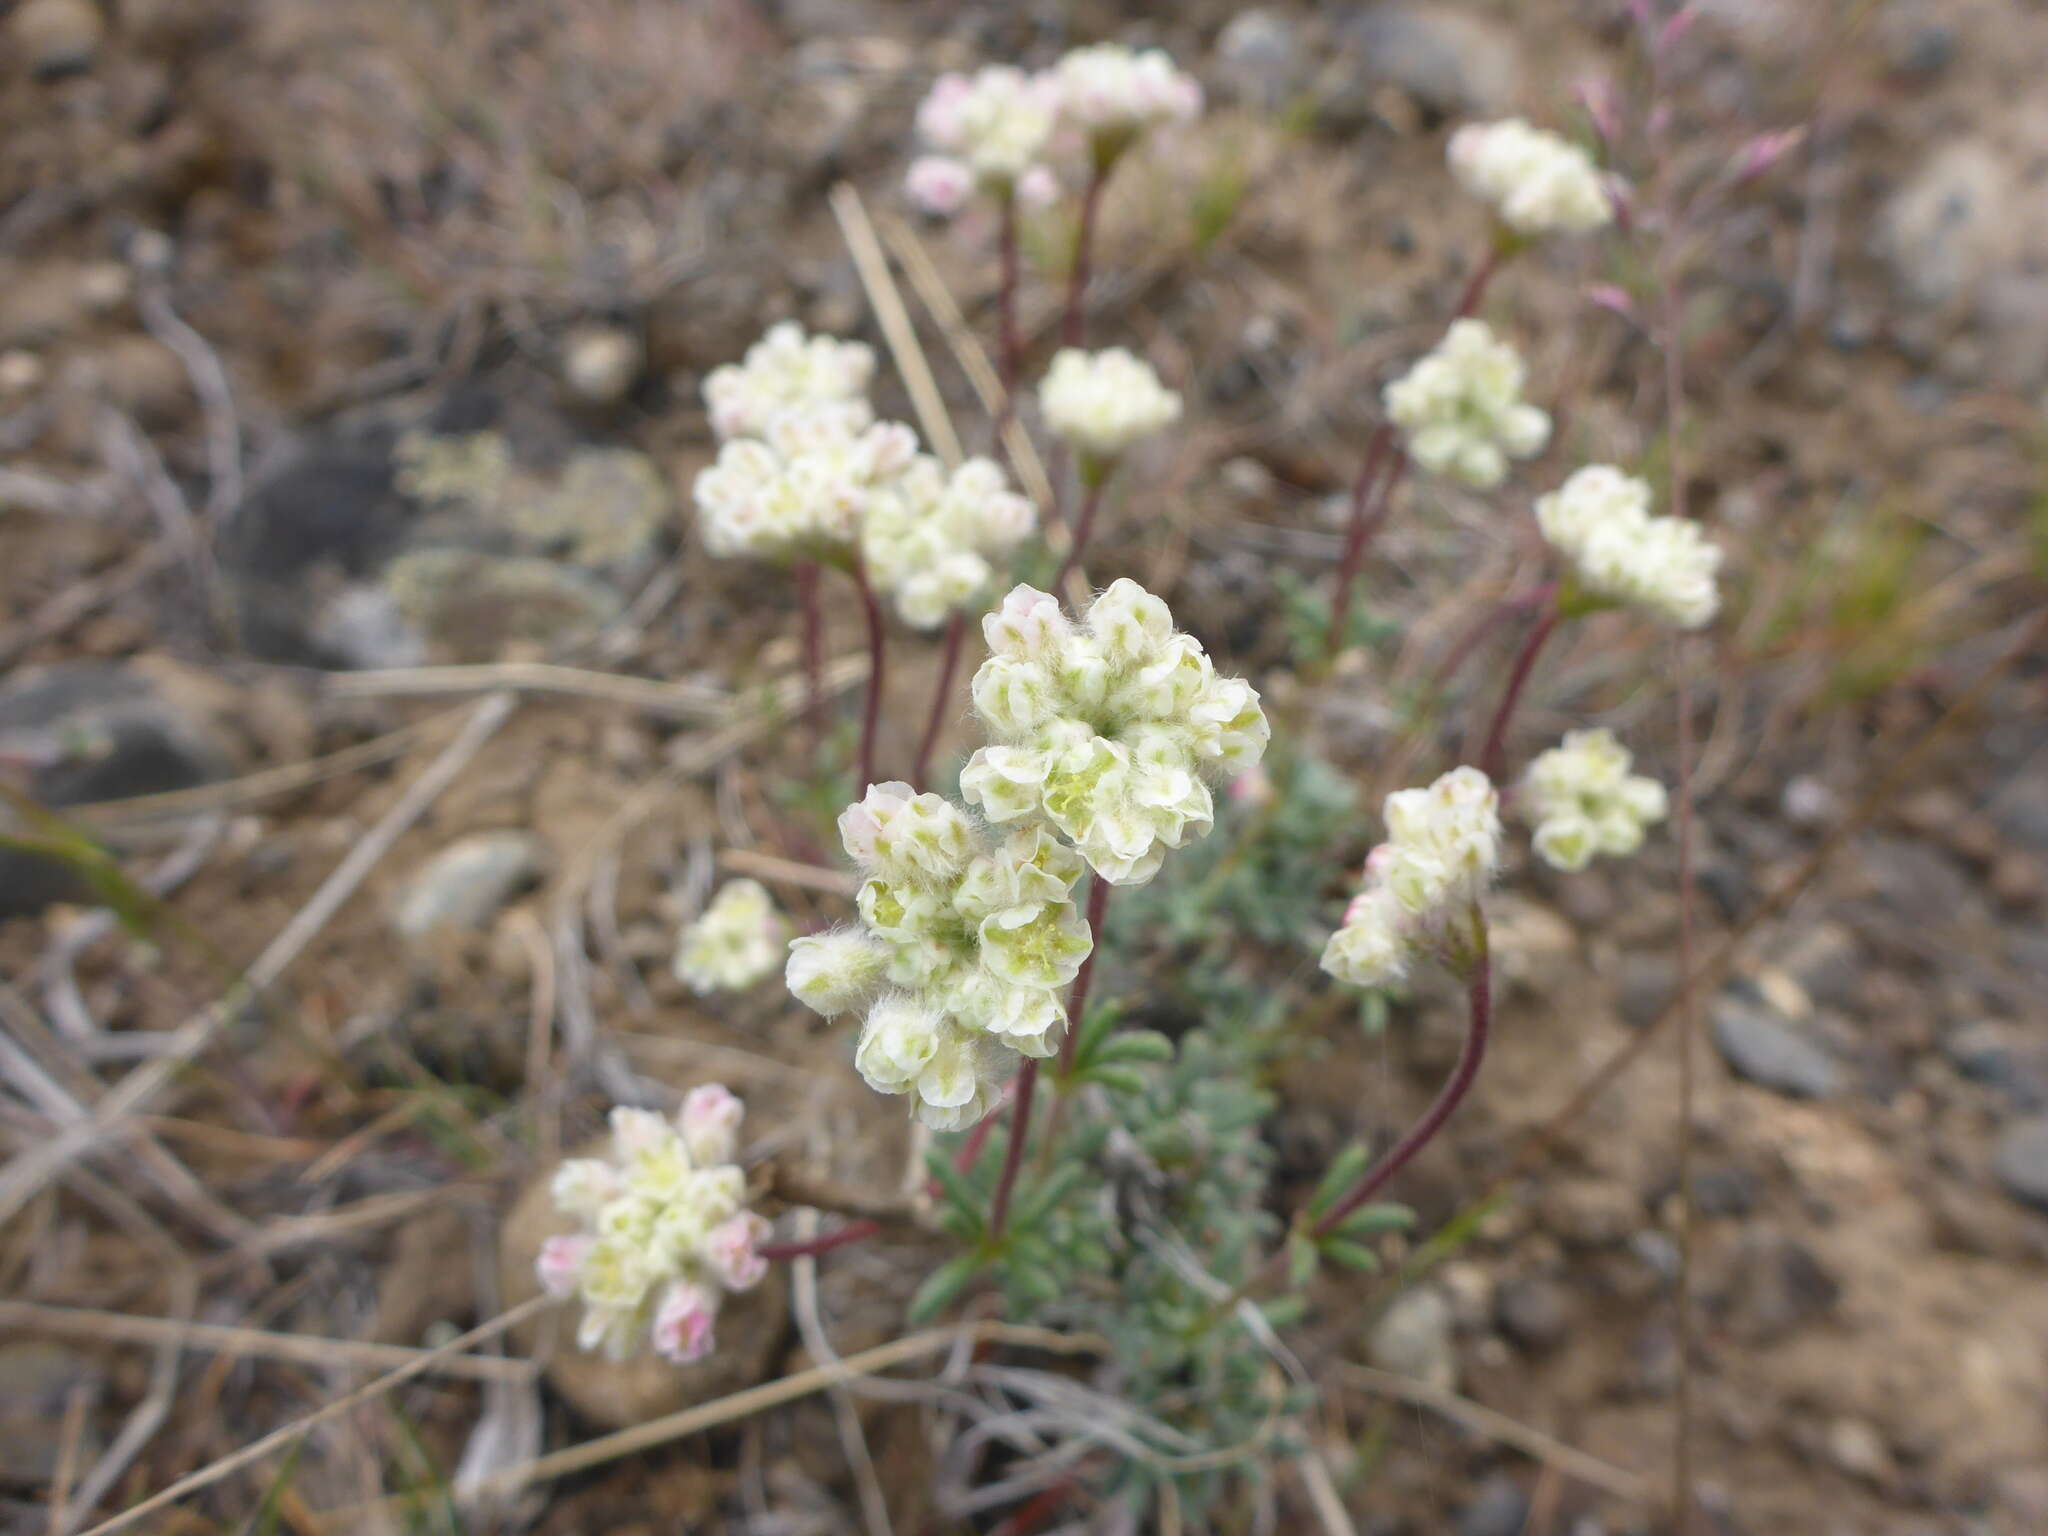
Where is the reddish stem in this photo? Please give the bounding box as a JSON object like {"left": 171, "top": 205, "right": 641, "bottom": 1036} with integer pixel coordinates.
{"left": 1312, "top": 954, "right": 1491, "bottom": 1239}
{"left": 1061, "top": 163, "right": 1109, "bottom": 348}
{"left": 1477, "top": 604, "right": 1559, "bottom": 782}
{"left": 998, "top": 191, "right": 1023, "bottom": 402}
{"left": 1452, "top": 246, "right": 1505, "bottom": 321}
{"left": 1056, "top": 876, "right": 1111, "bottom": 1074}
{"left": 761, "top": 1220, "right": 881, "bottom": 1264}
{"left": 990, "top": 1477, "right": 1080, "bottom": 1536}
{"left": 911, "top": 610, "right": 969, "bottom": 791}
{"left": 797, "top": 560, "right": 823, "bottom": 751}
{"left": 1324, "top": 435, "right": 1408, "bottom": 662}
{"left": 850, "top": 561, "right": 887, "bottom": 789}
{"left": 1053, "top": 476, "right": 1107, "bottom": 592}
{"left": 986, "top": 1057, "right": 1039, "bottom": 1240}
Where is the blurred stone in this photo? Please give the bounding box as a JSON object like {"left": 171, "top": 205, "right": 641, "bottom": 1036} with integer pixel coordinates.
{"left": 1992, "top": 852, "right": 2041, "bottom": 909}
{"left": 1368, "top": 1285, "right": 1457, "bottom": 1393}
{"left": 393, "top": 832, "right": 547, "bottom": 940}
{"left": 1484, "top": 894, "right": 1577, "bottom": 995}
{"left": 1881, "top": 140, "right": 2017, "bottom": 310}
{"left": 1880, "top": 0, "right": 1956, "bottom": 82}
{"left": 11, "top": 0, "right": 103, "bottom": 79}
{"left": 1713, "top": 993, "right": 1841, "bottom": 1099}
{"left": 0, "top": 1342, "right": 101, "bottom": 1486}
{"left": 1495, "top": 1275, "right": 1572, "bottom": 1353}
{"left": 383, "top": 549, "right": 623, "bottom": 659}
{"left": 1992, "top": 1117, "right": 2048, "bottom": 1213}
{"left": 1691, "top": 1164, "right": 1759, "bottom": 1217}
{"left": 1945, "top": 1022, "right": 2048, "bottom": 1108}
{"left": 563, "top": 324, "right": 643, "bottom": 406}
{"left": 1217, "top": 9, "right": 1304, "bottom": 108}
{"left": 1711, "top": 1227, "right": 1839, "bottom": 1342}
{"left": 0, "top": 349, "right": 44, "bottom": 396}
{"left": 1770, "top": 921, "right": 1861, "bottom": 1013}
{"left": 0, "top": 263, "right": 95, "bottom": 348}
{"left": 499, "top": 1159, "right": 784, "bottom": 1429}
{"left": 1826, "top": 1417, "right": 1895, "bottom": 1484}
{"left": 1612, "top": 951, "right": 1674, "bottom": 1029}
{"left": 92, "top": 334, "right": 190, "bottom": 426}
{"left": 1322, "top": 5, "right": 1520, "bottom": 127}
{"left": 1540, "top": 1179, "right": 1638, "bottom": 1247}
{"left": 1457, "top": 1473, "right": 1529, "bottom": 1536}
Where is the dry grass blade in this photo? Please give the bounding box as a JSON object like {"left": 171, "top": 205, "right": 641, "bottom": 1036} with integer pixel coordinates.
{"left": 1335, "top": 1364, "right": 1654, "bottom": 1505}
{"left": 717, "top": 846, "right": 858, "bottom": 897}
{"left": 71, "top": 1294, "right": 554, "bottom": 1536}
{"left": 0, "top": 1301, "right": 536, "bottom": 1382}
{"left": 827, "top": 181, "right": 963, "bottom": 468}
{"left": 0, "top": 692, "right": 518, "bottom": 1227}
{"left": 326, "top": 661, "right": 731, "bottom": 720}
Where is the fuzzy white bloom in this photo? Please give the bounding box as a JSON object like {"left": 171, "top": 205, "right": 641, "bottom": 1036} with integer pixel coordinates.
{"left": 1520, "top": 728, "right": 1668, "bottom": 871}
{"left": 674, "top": 880, "right": 790, "bottom": 994}
{"left": 1448, "top": 118, "right": 1613, "bottom": 237}
{"left": 1049, "top": 43, "right": 1202, "bottom": 160}
{"left": 786, "top": 781, "right": 1094, "bottom": 1127}
{"left": 913, "top": 66, "right": 1060, "bottom": 201}
{"left": 960, "top": 581, "right": 1270, "bottom": 886}
{"left": 1534, "top": 464, "right": 1723, "bottom": 629}
{"left": 1039, "top": 348, "right": 1182, "bottom": 467}
{"left": 693, "top": 405, "right": 920, "bottom": 562}
{"left": 1384, "top": 320, "right": 1550, "bottom": 489}
{"left": 1322, "top": 768, "right": 1501, "bottom": 988}
{"left": 540, "top": 1091, "right": 770, "bottom": 1365}
{"left": 862, "top": 456, "right": 1038, "bottom": 628}
{"left": 703, "top": 323, "right": 876, "bottom": 444}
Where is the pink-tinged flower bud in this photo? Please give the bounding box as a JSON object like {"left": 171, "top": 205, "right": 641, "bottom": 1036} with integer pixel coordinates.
{"left": 679, "top": 1083, "right": 744, "bottom": 1167}
{"left": 1656, "top": 4, "right": 1700, "bottom": 55}
{"left": 1584, "top": 284, "right": 1637, "bottom": 323}
{"left": 982, "top": 584, "right": 1070, "bottom": 661}
{"left": 915, "top": 74, "right": 973, "bottom": 150}
{"left": 1016, "top": 164, "right": 1060, "bottom": 212}
{"left": 705, "top": 1211, "right": 772, "bottom": 1290}
{"left": 536, "top": 1234, "right": 594, "bottom": 1299}
{"left": 1227, "top": 766, "right": 1274, "bottom": 808}
{"left": 906, "top": 156, "right": 974, "bottom": 217}
{"left": 651, "top": 1281, "right": 719, "bottom": 1365}
{"left": 1573, "top": 78, "right": 1623, "bottom": 148}
{"left": 1730, "top": 127, "right": 1805, "bottom": 185}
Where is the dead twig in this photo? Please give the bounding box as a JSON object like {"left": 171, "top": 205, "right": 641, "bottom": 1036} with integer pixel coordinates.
{"left": 325, "top": 662, "right": 729, "bottom": 721}
{"left": 828, "top": 182, "right": 962, "bottom": 468}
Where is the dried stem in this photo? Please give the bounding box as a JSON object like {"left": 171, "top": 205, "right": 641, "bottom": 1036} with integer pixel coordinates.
{"left": 850, "top": 561, "right": 887, "bottom": 790}
{"left": 1054, "top": 474, "right": 1109, "bottom": 592}
{"left": 987, "top": 1058, "right": 1039, "bottom": 1239}
{"left": 762, "top": 1221, "right": 882, "bottom": 1264}
{"left": 1477, "top": 604, "right": 1559, "bottom": 781}
{"left": 911, "top": 610, "right": 970, "bottom": 791}
{"left": 1061, "top": 162, "right": 1110, "bottom": 348}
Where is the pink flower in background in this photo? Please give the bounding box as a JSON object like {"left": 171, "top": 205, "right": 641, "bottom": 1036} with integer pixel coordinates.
{"left": 535, "top": 1234, "right": 593, "bottom": 1299}
{"left": 1017, "top": 165, "right": 1060, "bottom": 211}
{"left": 907, "top": 155, "right": 973, "bottom": 216}
{"left": 706, "top": 1212, "right": 772, "bottom": 1290}
{"left": 651, "top": 1281, "right": 719, "bottom": 1365}
{"left": 679, "top": 1083, "right": 744, "bottom": 1167}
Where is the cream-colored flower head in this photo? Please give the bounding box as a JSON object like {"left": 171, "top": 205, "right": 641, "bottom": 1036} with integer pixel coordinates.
{"left": 1521, "top": 728, "right": 1668, "bottom": 871}
{"left": 785, "top": 782, "right": 1093, "bottom": 1129}
{"left": 703, "top": 322, "right": 876, "bottom": 443}
{"left": 959, "top": 582, "right": 1270, "bottom": 886}
{"left": 1384, "top": 320, "right": 1550, "bottom": 489}
{"left": 1322, "top": 767, "right": 1501, "bottom": 988}
{"left": 538, "top": 1087, "right": 770, "bottom": 1365}
{"left": 1039, "top": 348, "right": 1182, "bottom": 470}
{"left": 692, "top": 405, "right": 920, "bottom": 563}
{"left": 1448, "top": 118, "right": 1613, "bottom": 237}
{"left": 861, "top": 456, "right": 1039, "bottom": 629}
{"left": 910, "top": 65, "right": 1059, "bottom": 208}
{"left": 674, "top": 879, "right": 790, "bottom": 994}
{"left": 1534, "top": 465, "right": 1722, "bottom": 630}
{"left": 1049, "top": 43, "right": 1202, "bottom": 163}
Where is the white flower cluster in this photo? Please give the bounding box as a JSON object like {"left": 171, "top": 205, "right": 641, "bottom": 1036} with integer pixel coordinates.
{"left": 862, "top": 456, "right": 1039, "bottom": 628}
{"left": 1448, "top": 118, "right": 1613, "bottom": 237}
{"left": 1321, "top": 768, "right": 1502, "bottom": 989}
{"left": 537, "top": 1087, "right": 769, "bottom": 1365}
{"left": 960, "top": 582, "right": 1270, "bottom": 886}
{"left": 1384, "top": 320, "right": 1551, "bottom": 489}
{"left": 1039, "top": 348, "right": 1183, "bottom": 469}
{"left": 692, "top": 405, "right": 919, "bottom": 562}
{"left": 1521, "top": 728, "right": 1668, "bottom": 871}
{"left": 1051, "top": 42, "right": 1202, "bottom": 161}
{"left": 674, "top": 879, "right": 790, "bottom": 994}
{"left": 703, "top": 322, "right": 876, "bottom": 443}
{"left": 785, "top": 783, "right": 1094, "bottom": 1129}
{"left": 1534, "top": 464, "right": 1722, "bottom": 630}
{"left": 908, "top": 65, "right": 1060, "bottom": 215}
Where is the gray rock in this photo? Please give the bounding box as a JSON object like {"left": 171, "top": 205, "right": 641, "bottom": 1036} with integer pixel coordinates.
{"left": 0, "top": 1342, "right": 101, "bottom": 1486}
{"left": 1713, "top": 995, "right": 1841, "bottom": 1099}
{"left": 1217, "top": 10, "right": 1305, "bottom": 108}
{"left": 383, "top": 549, "right": 624, "bottom": 660}
{"left": 1540, "top": 1179, "right": 1638, "bottom": 1248}
{"left": 1712, "top": 1228, "right": 1839, "bottom": 1342}
{"left": 1324, "top": 5, "right": 1520, "bottom": 125}
{"left": 1881, "top": 140, "right": 2017, "bottom": 309}
{"left": 393, "top": 833, "right": 546, "bottom": 939}
{"left": 1495, "top": 1276, "right": 1572, "bottom": 1353}
{"left": 1945, "top": 1022, "right": 2048, "bottom": 1108}
{"left": 1457, "top": 1473, "right": 1530, "bottom": 1536}
{"left": 1771, "top": 921, "right": 1862, "bottom": 1014}
{"left": 1367, "top": 1285, "right": 1457, "bottom": 1393}
{"left": 1992, "top": 1117, "right": 2048, "bottom": 1212}
{"left": 1690, "top": 1164, "right": 1759, "bottom": 1218}
{"left": 10, "top": 0, "right": 103, "bottom": 79}
{"left": 1613, "top": 952, "right": 1675, "bottom": 1029}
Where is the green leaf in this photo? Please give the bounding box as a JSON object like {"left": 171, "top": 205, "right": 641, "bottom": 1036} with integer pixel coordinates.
{"left": 1287, "top": 1231, "right": 1319, "bottom": 1289}
{"left": 907, "top": 1253, "right": 985, "bottom": 1325}
{"left": 1066, "top": 1000, "right": 1125, "bottom": 1075}
{"left": 1013, "top": 1162, "right": 1086, "bottom": 1234}
{"left": 1333, "top": 1202, "right": 1415, "bottom": 1239}
{"left": 1096, "top": 1029, "right": 1174, "bottom": 1066}
{"left": 923, "top": 1147, "right": 983, "bottom": 1228}
{"left": 1007, "top": 1266, "right": 1061, "bottom": 1306}
{"left": 1086, "top": 1066, "right": 1150, "bottom": 1097}
{"left": 1307, "top": 1144, "right": 1369, "bottom": 1220}
{"left": 1319, "top": 1239, "right": 1382, "bottom": 1273}
{"left": 1260, "top": 1294, "right": 1309, "bottom": 1329}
